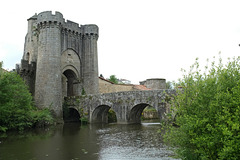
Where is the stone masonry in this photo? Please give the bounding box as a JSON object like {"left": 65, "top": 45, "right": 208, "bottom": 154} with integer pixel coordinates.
{"left": 65, "top": 89, "right": 176, "bottom": 124}
{"left": 17, "top": 11, "right": 99, "bottom": 119}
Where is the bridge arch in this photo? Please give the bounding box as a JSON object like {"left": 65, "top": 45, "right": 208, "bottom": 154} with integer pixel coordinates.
{"left": 92, "top": 105, "right": 113, "bottom": 123}
{"left": 63, "top": 107, "right": 80, "bottom": 123}
{"left": 128, "top": 103, "right": 150, "bottom": 124}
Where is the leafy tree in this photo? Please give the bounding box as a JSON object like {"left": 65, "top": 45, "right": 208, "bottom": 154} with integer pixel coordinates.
{"left": 0, "top": 63, "right": 33, "bottom": 131}
{"left": 164, "top": 57, "right": 240, "bottom": 159}
{"left": 109, "top": 75, "right": 118, "bottom": 84}
{"left": 166, "top": 81, "right": 173, "bottom": 89}
{"left": 0, "top": 62, "right": 53, "bottom": 132}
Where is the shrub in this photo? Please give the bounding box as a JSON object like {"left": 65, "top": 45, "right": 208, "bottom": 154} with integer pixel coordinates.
{"left": 30, "top": 108, "right": 54, "bottom": 128}
{"left": 108, "top": 109, "right": 117, "bottom": 123}
{"left": 0, "top": 65, "right": 33, "bottom": 131}
{"left": 164, "top": 57, "right": 240, "bottom": 159}
{"left": 0, "top": 62, "right": 54, "bottom": 132}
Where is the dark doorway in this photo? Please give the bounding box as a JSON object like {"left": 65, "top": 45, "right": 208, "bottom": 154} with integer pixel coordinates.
{"left": 63, "top": 69, "right": 78, "bottom": 96}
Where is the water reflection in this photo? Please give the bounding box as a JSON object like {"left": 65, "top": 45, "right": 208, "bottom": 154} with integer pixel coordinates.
{"left": 0, "top": 122, "right": 178, "bottom": 160}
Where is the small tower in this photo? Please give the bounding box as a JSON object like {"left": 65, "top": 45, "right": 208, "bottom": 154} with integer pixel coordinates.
{"left": 82, "top": 25, "right": 99, "bottom": 94}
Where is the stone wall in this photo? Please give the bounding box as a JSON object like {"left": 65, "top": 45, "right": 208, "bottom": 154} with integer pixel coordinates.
{"left": 99, "top": 78, "right": 134, "bottom": 93}
{"left": 99, "top": 78, "right": 151, "bottom": 93}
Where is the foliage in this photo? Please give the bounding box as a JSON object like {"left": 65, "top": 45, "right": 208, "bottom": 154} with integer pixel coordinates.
{"left": 108, "top": 109, "right": 117, "bottom": 123}
{"left": 0, "top": 62, "right": 53, "bottom": 132}
{"left": 143, "top": 106, "right": 157, "bottom": 112}
{"left": 80, "top": 117, "right": 88, "bottom": 125}
{"left": 30, "top": 108, "right": 54, "bottom": 128}
{"left": 166, "top": 81, "right": 173, "bottom": 89}
{"left": 109, "top": 75, "right": 118, "bottom": 84}
{"left": 141, "top": 106, "right": 158, "bottom": 120}
{"left": 164, "top": 57, "right": 240, "bottom": 159}
{"left": 81, "top": 87, "right": 86, "bottom": 95}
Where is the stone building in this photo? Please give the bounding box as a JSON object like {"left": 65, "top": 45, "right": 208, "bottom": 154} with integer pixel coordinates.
{"left": 17, "top": 11, "right": 99, "bottom": 119}
{"left": 139, "top": 78, "right": 166, "bottom": 90}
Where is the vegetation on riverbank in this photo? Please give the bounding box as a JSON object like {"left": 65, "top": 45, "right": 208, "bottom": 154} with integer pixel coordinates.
{"left": 108, "top": 108, "right": 117, "bottom": 123}
{"left": 164, "top": 56, "right": 240, "bottom": 159}
{"left": 0, "top": 62, "right": 54, "bottom": 132}
{"left": 141, "top": 106, "right": 159, "bottom": 120}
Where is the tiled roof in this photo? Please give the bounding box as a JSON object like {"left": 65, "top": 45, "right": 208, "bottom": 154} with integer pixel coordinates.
{"left": 99, "top": 77, "right": 114, "bottom": 84}
{"left": 99, "top": 77, "right": 151, "bottom": 90}
{"left": 133, "top": 85, "right": 151, "bottom": 90}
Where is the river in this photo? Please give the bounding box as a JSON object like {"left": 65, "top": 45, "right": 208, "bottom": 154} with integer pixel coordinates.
{"left": 0, "top": 121, "right": 178, "bottom": 160}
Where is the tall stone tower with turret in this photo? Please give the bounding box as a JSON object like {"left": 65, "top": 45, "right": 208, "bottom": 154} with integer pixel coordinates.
{"left": 17, "top": 11, "right": 99, "bottom": 120}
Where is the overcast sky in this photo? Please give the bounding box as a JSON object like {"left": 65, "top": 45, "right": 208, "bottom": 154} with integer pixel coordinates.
{"left": 1, "top": 0, "right": 240, "bottom": 84}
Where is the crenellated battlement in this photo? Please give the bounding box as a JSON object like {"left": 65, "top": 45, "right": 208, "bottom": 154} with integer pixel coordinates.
{"left": 65, "top": 20, "right": 81, "bottom": 33}
{"left": 33, "top": 11, "right": 99, "bottom": 38}
{"left": 37, "top": 21, "right": 62, "bottom": 30}
{"left": 37, "top": 11, "right": 65, "bottom": 24}
{"left": 82, "top": 24, "right": 98, "bottom": 35}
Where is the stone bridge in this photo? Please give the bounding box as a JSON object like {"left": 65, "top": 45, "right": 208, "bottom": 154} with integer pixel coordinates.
{"left": 64, "top": 89, "right": 176, "bottom": 124}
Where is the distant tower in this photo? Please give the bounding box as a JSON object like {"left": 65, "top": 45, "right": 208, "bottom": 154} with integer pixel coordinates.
{"left": 17, "top": 11, "right": 99, "bottom": 120}
{"left": 140, "top": 78, "right": 166, "bottom": 90}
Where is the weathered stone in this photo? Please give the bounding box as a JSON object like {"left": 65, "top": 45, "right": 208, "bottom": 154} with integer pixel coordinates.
{"left": 17, "top": 11, "right": 99, "bottom": 120}
{"left": 65, "top": 89, "right": 176, "bottom": 124}
{"left": 140, "top": 78, "right": 167, "bottom": 89}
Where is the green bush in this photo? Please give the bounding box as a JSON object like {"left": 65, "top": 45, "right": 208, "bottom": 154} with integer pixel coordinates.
{"left": 0, "top": 62, "right": 53, "bottom": 132}
{"left": 164, "top": 57, "right": 240, "bottom": 159}
{"left": 108, "top": 108, "right": 117, "bottom": 123}
{"left": 30, "top": 108, "right": 54, "bottom": 128}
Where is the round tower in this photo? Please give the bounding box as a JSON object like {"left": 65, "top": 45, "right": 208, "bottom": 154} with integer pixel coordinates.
{"left": 34, "top": 11, "right": 64, "bottom": 119}
{"left": 82, "top": 24, "right": 99, "bottom": 94}
{"left": 145, "top": 78, "right": 167, "bottom": 90}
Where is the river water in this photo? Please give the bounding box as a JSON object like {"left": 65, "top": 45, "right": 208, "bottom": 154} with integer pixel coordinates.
{"left": 0, "top": 122, "right": 178, "bottom": 160}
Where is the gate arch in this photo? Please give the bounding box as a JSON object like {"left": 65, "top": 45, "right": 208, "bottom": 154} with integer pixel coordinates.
{"left": 61, "top": 49, "right": 81, "bottom": 97}
{"left": 62, "top": 69, "right": 79, "bottom": 96}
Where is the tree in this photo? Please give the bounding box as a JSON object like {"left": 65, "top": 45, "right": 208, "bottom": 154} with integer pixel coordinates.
{"left": 166, "top": 81, "right": 173, "bottom": 89}
{"left": 0, "top": 63, "right": 33, "bottom": 131}
{"left": 164, "top": 57, "right": 240, "bottom": 159}
{"left": 109, "top": 75, "right": 118, "bottom": 84}
{"left": 0, "top": 62, "right": 53, "bottom": 132}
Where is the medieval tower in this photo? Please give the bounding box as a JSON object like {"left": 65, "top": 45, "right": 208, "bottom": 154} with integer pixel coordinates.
{"left": 17, "top": 11, "right": 99, "bottom": 119}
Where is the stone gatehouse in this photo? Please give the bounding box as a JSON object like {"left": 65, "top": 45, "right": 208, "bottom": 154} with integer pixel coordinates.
{"left": 17, "top": 11, "right": 99, "bottom": 119}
